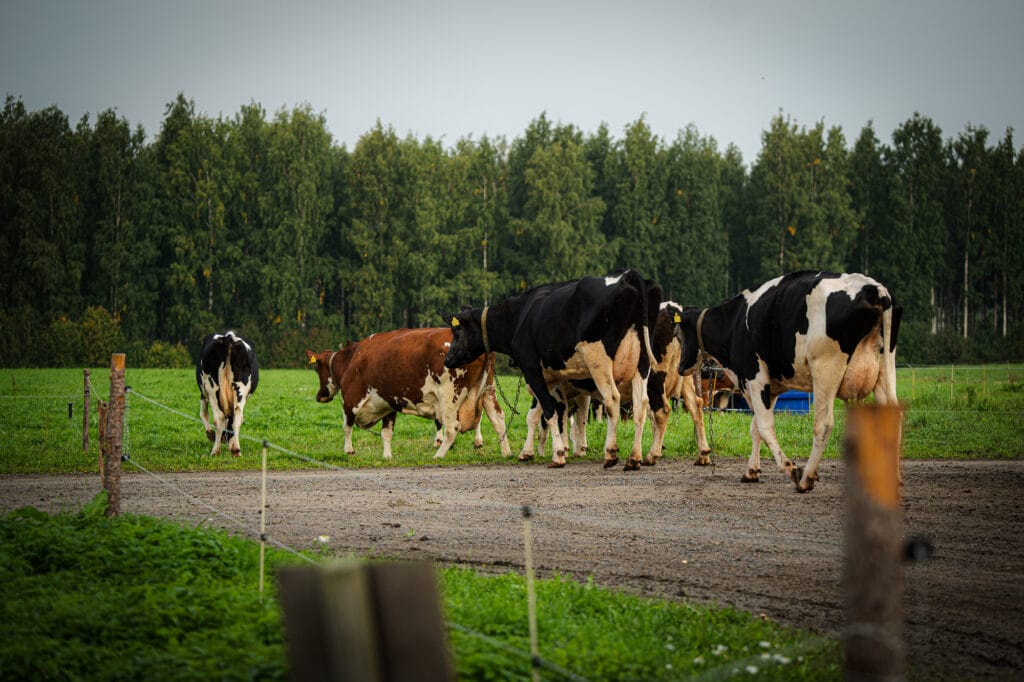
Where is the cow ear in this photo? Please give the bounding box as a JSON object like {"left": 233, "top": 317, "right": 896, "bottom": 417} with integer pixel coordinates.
{"left": 441, "top": 313, "right": 453, "bottom": 327}
{"left": 304, "top": 349, "right": 317, "bottom": 365}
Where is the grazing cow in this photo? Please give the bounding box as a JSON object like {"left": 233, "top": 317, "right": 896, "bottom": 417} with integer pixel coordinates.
{"left": 304, "top": 327, "right": 510, "bottom": 460}
{"left": 196, "top": 331, "right": 259, "bottom": 457}
{"left": 520, "top": 301, "right": 712, "bottom": 466}
{"left": 444, "top": 269, "right": 658, "bottom": 470}
{"left": 647, "top": 301, "right": 712, "bottom": 466}
{"left": 675, "top": 270, "right": 901, "bottom": 492}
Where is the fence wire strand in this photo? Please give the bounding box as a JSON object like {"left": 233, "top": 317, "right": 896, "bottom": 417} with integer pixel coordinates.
{"left": 119, "top": 386, "right": 590, "bottom": 680}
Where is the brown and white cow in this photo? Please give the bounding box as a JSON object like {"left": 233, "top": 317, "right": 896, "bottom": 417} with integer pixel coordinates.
{"left": 519, "top": 300, "right": 712, "bottom": 466}
{"left": 675, "top": 270, "right": 901, "bottom": 492}
{"left": 305, "top": 327, "right": 510, "bottom": 460}
{"left": 196, "top": 330, "right": 258, "bottom": 457}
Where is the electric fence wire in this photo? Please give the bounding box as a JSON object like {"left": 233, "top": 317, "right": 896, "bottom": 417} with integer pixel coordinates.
{"left": 120, "top": 387, "right": 591, "bottom": 680}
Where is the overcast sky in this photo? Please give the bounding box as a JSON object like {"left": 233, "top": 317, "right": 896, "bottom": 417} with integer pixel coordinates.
{"left": 2, "top": 0, "right": 1022, "bottom": 165}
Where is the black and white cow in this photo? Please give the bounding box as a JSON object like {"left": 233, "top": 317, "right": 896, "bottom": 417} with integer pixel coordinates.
{"left": 444, "top": 269, "right": 658, "bottom": 470}
{"left": 196, "top": 331, "right": 259, "bottom": 456}
{"left": 519, "top": 300, "right": 712, "bottom": 467}
{"left": 675, "top": 271, "right": 901, "bottom": 492}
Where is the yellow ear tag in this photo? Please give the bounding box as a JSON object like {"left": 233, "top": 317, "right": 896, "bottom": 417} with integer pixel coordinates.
{"left": 674, "top": 313, "right": 681, "bottom": 323}
{"left": 451, "top": 318, "right": 460, "bottom": 327}
{"left": 309, "top": 355, "right": 317, "bottom": 365}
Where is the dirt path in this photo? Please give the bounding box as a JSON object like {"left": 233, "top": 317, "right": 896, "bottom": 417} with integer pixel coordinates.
{"left": 2, "top": 458, "right": 1022, "bottom": 678}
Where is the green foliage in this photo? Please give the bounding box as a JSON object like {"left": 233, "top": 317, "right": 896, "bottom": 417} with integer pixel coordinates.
{"left": 445, "top": 569, "right": 840, "bottom": 680}
{"left": 0, "top": 504, "right": 840, "bottom": 681}
{"left": 0, "top": 502, "right": 290, "bottom": 680}
{"left": 2, "top": 95, "right": 1024, "bottom": 366}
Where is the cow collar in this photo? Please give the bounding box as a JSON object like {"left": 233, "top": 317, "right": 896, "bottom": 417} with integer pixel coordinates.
{"left": 696, "top": 308, "right": 709, "bottom": 356}
{"left": 480, "top": 307, "right": 490, "bottom": 354}
{"left": 327, "top": 351, "right": 339, "bottom": 390}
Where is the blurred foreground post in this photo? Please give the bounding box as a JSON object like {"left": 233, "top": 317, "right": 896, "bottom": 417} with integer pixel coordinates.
{"left": 844, "top": 404, "right": 904, "bottom": 680}
{"left": 278, "top": 560, "right": 453, "bottom": 682}
{"left": 103, "top": 353, "right": 125, "bottom": 517}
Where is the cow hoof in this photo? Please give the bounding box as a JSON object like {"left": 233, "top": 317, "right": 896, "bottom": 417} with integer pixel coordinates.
{"left": 603, "top": 456, "right": 619, "bottom": 469}
{"left": 623, "top": 459, "right": 641, "bottom": 472}
{"left": 693, "top": 453, "right": 712, "bottom": 466}
{"left": 641, "top": 457, "right": 656, "bottom": 467}
{"left": 230, "top": 449, "right": 241, "bottom": 457}
{"left": 518, "top": 453, "right": 534, "bottom": 462}
{"left": 474, "top": 442, "right": 484, "bottom": 450}
{"left": 205, "top": 429, "right": 216, "bottom": 443}
{"left": 547, "top": 461, "right": 566, "bottom": 469}
{"left": 740, "top": 470, "right": 761, "bottom": 483}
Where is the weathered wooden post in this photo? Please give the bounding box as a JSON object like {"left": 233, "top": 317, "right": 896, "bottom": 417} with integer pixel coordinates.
{"left": 278, "top": 560, "right": 453, "bottom": 682}
{"left": 82, "top": 368, "right": 91, "bottom": 453}
{"left": 103, "top": 353, "right": 126, "bottom": 517}
{"left": 97, "top": 399, "right": 108, "bottom": 480}
{"left": 844, "top": 403, "right": 905, "bottom": 681}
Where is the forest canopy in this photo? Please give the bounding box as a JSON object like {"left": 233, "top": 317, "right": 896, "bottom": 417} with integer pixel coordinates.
{"left": 1, "top": 93, "right": 1022, "bottom": 367}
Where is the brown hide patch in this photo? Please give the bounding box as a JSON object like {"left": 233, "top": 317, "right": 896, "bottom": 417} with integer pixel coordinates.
{"left": 331, "top": 328, "right": 489, "bottom": 420}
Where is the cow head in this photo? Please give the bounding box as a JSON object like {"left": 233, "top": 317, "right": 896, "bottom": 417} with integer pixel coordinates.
{"left": 304, "top": 349, "right": 339, "bottom": 403}
{"left": 443, "top": 310, "right": 484, "bottom": 369}
{"left": 674, "top": 306, "right": 703, "bottom": 375}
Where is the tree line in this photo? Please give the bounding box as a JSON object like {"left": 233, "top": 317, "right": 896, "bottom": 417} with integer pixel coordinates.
{"left": 1, "top": 93, "right": 1022, "bottom": 368}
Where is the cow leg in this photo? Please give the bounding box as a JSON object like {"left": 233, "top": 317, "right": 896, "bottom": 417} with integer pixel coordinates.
{"left": 570, "top": 395, "right": 590, "bottom": 457}
{"left": 624, "top": 372, "right": 648, "bottom": 470}
{"left": 599, "top": 386, "right": 621, "bottom": 469}
{"left": 544, "top": 402, "right": 569, "bottom": 467}
{"left": 643, "top": 402, "right": 669, "bottom": 465}
{"left": 796, "top": 361, "right": 846, "bottom": 492}
{"left": 794, "top": 394, "right": 836, "bottom": 492}
{"left": 342, "top": 409, "right": 356, "bottom": 455}
{"left": 481, "top": 389, "right": 512, "bottom": 457}
{"left": 681, "top": 374, "right": 712, "bottom": 465}
{"left": 521, "top": 371, "right": 569, "bottom": 466}
{"left": 227, "top": 396, "right": 246, "bottom": 457}
{"left": 210, "top": 405, "right": 227, "bottom": 456}
{"left": 519, "top": 399, "right": 542, "bottom": 461}
{"left": 584, "top": 369, "right": 621, "bottom": 468}
{"left": 199, "top": 396, "right": 216, "bottom": 443}
{"left": 742, "top": 416, "right": 762, "bottom": 481}
{"left": 381, "top": 413, "right": 397, "bottom": 460}
{"left": 432, "top": 410, "right": 460, "bottom": 459}
{"left": 746, "top": 390, "right": 798, "bottom": 484}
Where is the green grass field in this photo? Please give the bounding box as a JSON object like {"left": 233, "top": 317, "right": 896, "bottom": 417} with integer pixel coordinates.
{"left": 1, "top": 364, "right": 1021, "bottom": 475}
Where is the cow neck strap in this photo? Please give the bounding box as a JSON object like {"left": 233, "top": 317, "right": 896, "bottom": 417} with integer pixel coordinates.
{"left": 696, "top": 308, "right": 709, "bottom": 356}
{"left": 480, "top": 307, "right": 490, "bottom": 354}
{"left": 327, "top": 351, "right": 339, "bottom": 386}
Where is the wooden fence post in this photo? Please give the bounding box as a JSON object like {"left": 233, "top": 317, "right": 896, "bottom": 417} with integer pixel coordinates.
{"left": 82, "top": 368, "right": 91, "bottom": 453}
{"left": 278, "top": 560, "right": 453, "bottom": 682}
{"left": 103, "top": 353, "right": 126, "bottom": 517}
{"left": 844, "top": 403, "right": 905, "bottom": 681}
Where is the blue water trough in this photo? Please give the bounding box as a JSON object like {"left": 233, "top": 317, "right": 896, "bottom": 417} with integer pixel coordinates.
{"left": 729, "top": 390, "right": 814, "bottom": 414}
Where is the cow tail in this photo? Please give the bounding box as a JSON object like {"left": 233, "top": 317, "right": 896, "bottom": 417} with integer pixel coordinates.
{"left": 626, "top": 269, "right": 658, "bottom": 370}
{"left": 879, "top": 296, "right": 899, "bottom": 406}
{"left": 642, "top": 325, "right": 657, "bottom": 369}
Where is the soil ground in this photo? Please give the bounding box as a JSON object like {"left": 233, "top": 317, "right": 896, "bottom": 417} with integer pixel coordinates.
{"left": 2, "top": 457, "right": 1022, "bottom": 679}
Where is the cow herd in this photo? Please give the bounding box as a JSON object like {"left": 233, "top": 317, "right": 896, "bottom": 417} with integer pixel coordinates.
{"left": 196, "top": 269, "right": 901, "bottom": 493}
